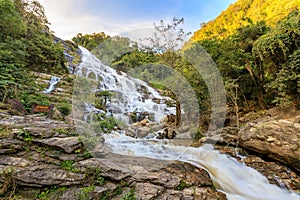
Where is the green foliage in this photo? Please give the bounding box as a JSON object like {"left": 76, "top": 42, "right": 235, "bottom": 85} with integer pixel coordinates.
{"left": 61, "top": 160, "right": 78, "bottom": 173}
{"left": 191, "top": 0, "right": 300, "bottom": 41}
{"left": 36, "top": 186, "right": 66, "bottom": 200}
{"left": 176, "top": 180, "right": 187, "bottom": 191}
{"left": 123, "top": 188, "right": 136, "bottom": 200}
{"left": 20, "top": 91, "right": 50, "bottom": 112}
{"left": 85, "top": 167, "right": 105, "bottom": 186}
{"left": 0, "top": 0, "right": 67, "bottom": 102}
{"left": 72, "top": 32, "right": 110, "bottom": 51}
{"left": 253, "top": 10, "right": 300, "bottom": 66}
{"left": 113, "top": 186, "right": 123, "bottom": 196}
{"left": 95, "top": 90, "right": 114, "bottom": 111}
{"left": 92, "top": 36, "right": 138, "bottom": 66}
{"left": 79, "top": 186, "right": 95, "bottom": 200}
{"left": 18, "top": 129, "right": 32, "bottom": 143}
{"left": 96, "top": 113, "right": 118, "bottom": 133}
{"left": 57, "top": 102, "right": 72, "bottom": 116}
{"left": 112, "top": 50, "right": 158, "bottom": 72}
{"left": 266, "top": 50, "right": 300, "bottom": 107}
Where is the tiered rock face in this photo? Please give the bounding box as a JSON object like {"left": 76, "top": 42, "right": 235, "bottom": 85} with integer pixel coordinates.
{"left": 0, "top": 113, "right": 226, "bottom": 200}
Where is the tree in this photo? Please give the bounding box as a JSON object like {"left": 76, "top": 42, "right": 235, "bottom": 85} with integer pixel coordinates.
{"left": 72, "top": 32, "right": 110, "bottom": 51}
{"left": 253, "top": 10, "right": 300, "bottom": 107}
{"left": 142, "top": 17, "right": 191, "bottom": 127}
{"left": 225, "top": 78, "right": 240, "bottom": 127}
{"left": 92, "top": 36, "right": 138, "bottom": 66}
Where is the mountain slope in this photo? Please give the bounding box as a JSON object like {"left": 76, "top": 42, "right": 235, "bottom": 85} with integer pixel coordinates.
{"left": 191, "top": 0, "right": 300, "bottom": 41}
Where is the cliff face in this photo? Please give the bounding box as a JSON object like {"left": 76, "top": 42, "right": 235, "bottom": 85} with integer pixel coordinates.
{"left": 191, "top": 0, "right": 300, "bottom": 41}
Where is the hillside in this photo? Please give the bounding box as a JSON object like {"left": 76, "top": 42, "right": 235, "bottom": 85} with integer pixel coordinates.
{"left": 191, "top": 0, "right": 300, "bottom": 41}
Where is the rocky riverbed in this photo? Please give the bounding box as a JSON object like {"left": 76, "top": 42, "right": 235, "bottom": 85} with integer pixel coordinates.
{"left": 0, "top": 107, "right": 300, "bottom": 199}
{"left": 0, "top": 113, "right": 226, "bottom": 199}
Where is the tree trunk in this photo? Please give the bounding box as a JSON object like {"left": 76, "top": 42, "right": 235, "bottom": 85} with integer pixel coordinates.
{"left": 175, "top": 100, "right": 181, "bottom": 127}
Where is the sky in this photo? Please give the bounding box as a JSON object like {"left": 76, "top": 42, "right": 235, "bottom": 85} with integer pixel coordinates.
{"left": 38, "top": 0, "right": 236, "bottom": 40}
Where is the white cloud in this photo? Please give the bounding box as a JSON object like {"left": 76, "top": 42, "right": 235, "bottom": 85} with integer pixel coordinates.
{"left": 38, "top": 0, "right": 156, "bottom": 40}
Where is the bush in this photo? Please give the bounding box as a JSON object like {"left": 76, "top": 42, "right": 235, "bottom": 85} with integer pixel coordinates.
{"left": 57, "top": 102, "right": 71, "bottom": 116}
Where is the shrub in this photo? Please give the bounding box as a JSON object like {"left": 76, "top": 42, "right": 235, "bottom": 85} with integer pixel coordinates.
{"left": 57, "top": 102, "right": 71, "bottom": 116}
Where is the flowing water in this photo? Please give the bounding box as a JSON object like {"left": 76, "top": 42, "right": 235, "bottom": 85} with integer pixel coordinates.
{"left": 43, "top": 76, "right": 61, "bottom": 93}
{"left": 75, "top": 47, "right": 300, "bottom": 200}
{"left": 103, "top": 132, "right": 300, "bottom": 200}
{"left": 76, "top": 46, "right": 174, "bottom": 124}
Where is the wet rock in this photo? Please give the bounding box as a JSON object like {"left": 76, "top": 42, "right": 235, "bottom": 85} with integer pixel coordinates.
{"left": 137, "top": 127, "right": 151, "bottom": 138}
{"left": 157, "top": 127, "right": 177, "bottom": 139}
{"left": 160, "top": 114, "right": 176, "bottom": 127}
{"left": 164, "top": 162, "right": 213, "bottom": 187}
{"left": 33, "top": 137, "right": 81, "bottom": 153}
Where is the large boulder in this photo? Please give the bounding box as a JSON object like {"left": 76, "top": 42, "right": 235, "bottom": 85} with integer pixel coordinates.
{"left": 238, "top": 116, "right": 300, "bottom": 172}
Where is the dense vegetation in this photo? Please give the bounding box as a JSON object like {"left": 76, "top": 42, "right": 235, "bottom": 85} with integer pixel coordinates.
{"left": 191, "top": 0, "right": 300, "bottom": 41}
{"left": 77, "top": 10, "right": 299, "bottom": 115}
{"left": 1, "top": 0, "right": 299, "bottom": 130}
{"left": 0, "top": 0, "right": 67, "bottom": 107}
{"left": 198, "top": 10, "right": 300, "bottom": 110}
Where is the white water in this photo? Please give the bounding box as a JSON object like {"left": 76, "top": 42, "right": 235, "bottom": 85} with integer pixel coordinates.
{"left": 104, "top": 132, "right": 300, "bottom": 200}
{"left": 43, "top": 76, "right": 60, "bottom": 93}
{"left": 76, "top": 46, "right": 174, "bottom": 124}
{"left": 75, "top": 47, "right": 300, "bottom": 200}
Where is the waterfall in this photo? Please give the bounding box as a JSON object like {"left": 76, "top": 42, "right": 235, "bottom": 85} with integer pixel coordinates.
{"left": 43, "top": 76, "right": 60, "bottom": 93}
{"left": 75, "top": 46, "right": 174, "bottom": 124}
{"left": 74, "top": 47, "right": 300, "bottom": 200}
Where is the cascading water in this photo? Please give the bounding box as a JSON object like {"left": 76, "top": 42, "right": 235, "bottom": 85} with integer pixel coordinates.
{"left": 104, "top": 132, "right": 300, "bottom": 200}
{"left": 74, "top": 47, "right": 300, "bottom": 200}
{"left": 43, "top": 76, "right": 60, "bottom": 93}
{"left": 76, "top": 46, "right": 174, "bottom": 124}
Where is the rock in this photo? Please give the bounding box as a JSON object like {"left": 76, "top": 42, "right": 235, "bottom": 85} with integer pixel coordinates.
{"left": 33, "top": 137, "right": 81, "bottom": 153}
{"left": 137, "top": 127, "right": 151, "bottom": 138}
{"left": 52, "top": 107, "right": 64, "bottom": 120}
{"left": 59, "top": 187, "right": 81, "bottom": 200}
{"left": 160, "top": 114, "right": 176, "bottom": 127}
{"left": 7, "top": 99, "right": 27, "bottom": 116}
{"left": 139, "top": 118, "right": 150, "bottom": 126}
{"left": 16, "top": 165, "right": 84, "bottom": 187}
{"left": 178, "top": 125, "right": 190, "bottom": 133}
{"left": 132, "top": 170, "right": 181, "bottom": 188}
{"left": 238, "top": 116, "right": 300, "bottom": 172}
{"left": 182, "top": 187, "right": 227, "bottom": 199}
{"left": 149, "top": 124, "right": 162, "bottom": 132}
{"left": 75, "top": 158, "right": 132, "bottom": 181}
{"left": 157, "top": 189, "right": 184, "bottom": 200}
{"left": 0, "top": 157, "right": 31, "bottom": 167}
{"left": 135, "top": 182, "right": 164, "bottom": 200}
{"left": 0, "top": 139, "right": 24, "bottom": 154}
{"left": 157, "top": 127, "right": 177, "bottom": 139}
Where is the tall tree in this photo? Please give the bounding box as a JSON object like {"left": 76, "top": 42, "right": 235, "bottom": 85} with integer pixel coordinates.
{"left": 142, "top": 17, "right": 191, "bottom": 127}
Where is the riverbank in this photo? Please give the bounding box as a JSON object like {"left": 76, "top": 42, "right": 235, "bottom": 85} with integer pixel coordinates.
{"left": 0, "top": 113, "right": 226, "bottom": 199}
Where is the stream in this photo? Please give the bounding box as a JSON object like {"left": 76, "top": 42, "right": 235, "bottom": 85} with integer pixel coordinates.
{"left": 74, "top": 46, "right": 300, "bottom": 200}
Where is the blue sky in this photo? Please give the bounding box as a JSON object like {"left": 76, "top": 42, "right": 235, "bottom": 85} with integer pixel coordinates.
{"left": 38, "top": 0, "right": 236, "bottom": 40}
